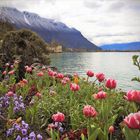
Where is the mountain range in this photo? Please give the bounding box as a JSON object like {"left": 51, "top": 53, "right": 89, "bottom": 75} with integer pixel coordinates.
{"left": 101, "top": 42, "right": 140, "bottom": 51}
{"left": 0, "top": 7, "right": 100, "bottom": 51}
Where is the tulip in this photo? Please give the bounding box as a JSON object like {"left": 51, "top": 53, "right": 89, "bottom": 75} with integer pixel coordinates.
{"left": 48, "top": 69, "right": 57, "bottom": 77}
{"left": 37, "top": 71, "right": 44, "bottom": 77}
{"left": 105, "top": 78, "right": 117, "bottom": 89}
{"left": 124, "top": 111, "right": 140, "bottom": 129}
{"left": 93, "top": 91, "right": 107, "bottom": 99}
{"left": 6, "top": 91, "right": 14, "bottom": 97}
{"left": 124, "top": 90, "right": 140, "bottom": 103}
{"left": 57, "top": 73, "right": 64, "bottom": 79}
{"left": 36, "top": 92, "right": 42, "bottom": 98}
{"left": 8, "top": 70, "right": 15, "bottom": 75}
{"left": 2, "top": 71, "right": 7, "bottom": 75}
{"left": 52, "top": 112, "right": 65, "bottom": 122}
{"left": 25, "top": 66, "right": 32, "bottom": 73}
{"left": 86, "top": 70, "right": 94, "bottom": 77}
{"left": 96, "top": 73, "right": 105, "bottom": 82}
{"left": 70, "top": 83, "right": 80, "bottom": 91}
{"left": 22, "top": 79, "right": 28, "bottom": 84}
{"left": 83, "top": 105, "right": 97, "bottom": 118}
{"left": 61, "top": 79, "right": 67, "bottom": 85}
{"left": 109, "top": 126, "right": 115, "bottom": 133}
{"left": 63, "top": 77, "right": 70, "bottom": 82}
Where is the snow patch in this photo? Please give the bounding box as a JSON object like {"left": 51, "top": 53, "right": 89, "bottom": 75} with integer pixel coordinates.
{"left": 24, "top": 14, "right": 31, "bottom": 25}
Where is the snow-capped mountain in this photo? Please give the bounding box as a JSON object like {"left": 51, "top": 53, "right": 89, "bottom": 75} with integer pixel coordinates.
{"left": 0, "top": 7, "right": 100, "bottom": 51}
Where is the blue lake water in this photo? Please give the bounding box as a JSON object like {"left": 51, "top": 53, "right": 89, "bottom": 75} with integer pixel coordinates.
{"left": 50, "top": 52, "right": 140, "bottom": 91}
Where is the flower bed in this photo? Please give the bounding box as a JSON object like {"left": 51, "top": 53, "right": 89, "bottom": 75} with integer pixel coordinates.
{"left": 0, "top": 57, "right": 140, "bottom": 140}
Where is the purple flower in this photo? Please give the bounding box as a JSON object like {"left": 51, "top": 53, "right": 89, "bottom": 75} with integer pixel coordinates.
{"left": 13, "top": 123, "right": 21, "bottom": 131}
{"left": 14, "top": 106, "right": 19, "bottom": 112}
{"left": 37, "top": 134, "right": 43, "bottom": 140}
{"left": 22, "top": 137, "right": 28, "bottom": 140}
{"left": 6, "top": 128, "right": 14, "bottom": 136}
{"left": 16, "top": 135, "right": 22, "bottom": 140}
{"left": 22, "top": 121, "right": 29, "bottom": 129}
{"left": 58, "top": 127, "right": 64, "bottom": 133}
{"left": 21, "top": 129, "right": 27, "bottom": 136}
{"left": 29, "top": 131, "right": 36, "bottom": 140}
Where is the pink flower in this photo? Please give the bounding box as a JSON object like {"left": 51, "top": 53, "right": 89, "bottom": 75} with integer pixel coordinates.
{"left": 61, "top": 79, "right": 67, "bottom": 85}
{"left": 52, "top": 112, "right": 65, "bottom": 122}
{"left": 6, "top": 91, "right": 14, "bottom": 97}
{"left": 86, "top": 70, "right": 94, "bottom": 77}
{"left": 83, "top": 105, "right": 97, "bottom": 118}
{"left": 70, "top": 83, "right": 80, "bottom": 91}
{"left": 48, "top": 70, "right": 57, "bottom": 77}
{"left": 63, "top": 77, "right": 70, "bottom": 82}
{"left": 105, "top": 79, "right": 117, "bottom": 89}
{"left": 37, "top": 71, "right": 44, "bottom": 77}
{"left": 124, "top": 111, "right": 140, "bottom": 129}
{"left": 93, "top": 91, "right": 107, "bottom": 99}
{"left": 57, "top": 73, "right": 64, "bottom": 79}
{"left": 8, "top": 70, "right": 15, "bottom": 75}
{"left": 109, "top": 126, "right": 115, "bottom": 133}
{"left": 96, "top": 73, "right": 105, "bottom": 82}
{"left": 124, "top": 90, "right": 140, "bottom": 103}
{"left": 2, "top": 71, "right": 7, "bottom": 75}
{"left": 36, "top": 92, "right": 42, "bottom": 98}
{"left": 25, "top": 66, "right": 32, "bottom": 73}
{"left": 22, "top": 79, "right": 28, "bottom": 84}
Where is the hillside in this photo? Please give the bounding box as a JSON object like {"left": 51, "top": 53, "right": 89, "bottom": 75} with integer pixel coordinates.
{"left": 0, "top": 7, "right": 101, "bottom": 51}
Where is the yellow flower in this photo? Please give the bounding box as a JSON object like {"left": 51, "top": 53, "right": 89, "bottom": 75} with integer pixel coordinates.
{"left": 74, "top": 76, "right": 79, "bottom": 84}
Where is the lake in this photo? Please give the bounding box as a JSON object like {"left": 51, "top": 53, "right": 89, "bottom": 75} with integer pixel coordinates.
{"left": 50, "top": 52, "right": 140, "bottom": 91}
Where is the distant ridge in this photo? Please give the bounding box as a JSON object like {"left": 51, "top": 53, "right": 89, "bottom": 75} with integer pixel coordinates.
{"left": 100, "top": 42, "right": 140, "bottom": 51}
{"left": 0, "top": 6, "right": 101, "bottom": 51}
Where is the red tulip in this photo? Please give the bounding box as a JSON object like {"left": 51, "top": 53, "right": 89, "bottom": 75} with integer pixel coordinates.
{"left": 83, "top": 105, "right": 97, "bottom": 118}
{"left": 105, "top": 79, "right": 117, "bottom": 89}
{"left": 37, "top": 71, "right": 44, "bottom": 77}
{"left": 8, "top": 70, "right": 15, "bottom": 75}
{"left": 70, "top": 83, "right": 80, "bottom": 91}
{"left": 109, "top": 126, "right": 115, "bottom": 133}
{"left": 52, "top": 112, "right": 65, "bottom": 122}
{"left": 124, "top": 90, "right": 140, "bottom": 103}
{"left": 124, "top": 111, "right": 140, "bottom": 129}
{"left": 57, "top": 73, "right": 64, "bottom": 79}
{"left": 6, "top": 91, "right": 14, "bottom": 97}
{"left": 96, "top": 73, "right": 105, "bottom": 82}
{"left": 86, "top": 70, "right": 94, "bottom": 77}
{"left": 48, "top": 70, "right": 57, "bottom": 77}
{"left": 93, "top": 91, "right": 107, "bottom": 99}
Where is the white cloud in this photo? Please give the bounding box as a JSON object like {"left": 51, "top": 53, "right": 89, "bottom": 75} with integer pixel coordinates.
{"left": 0, "top": 0, "right": 140, "bottom": 46}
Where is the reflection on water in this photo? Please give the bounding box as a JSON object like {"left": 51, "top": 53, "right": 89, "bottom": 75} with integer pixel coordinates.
{"left": 50, "top": 52, "right": 140, "bottom": 91}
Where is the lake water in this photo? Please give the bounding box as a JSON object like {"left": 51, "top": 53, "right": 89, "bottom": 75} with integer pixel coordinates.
{"left": 50, "top": 52, "right": 140, "bottom": 91}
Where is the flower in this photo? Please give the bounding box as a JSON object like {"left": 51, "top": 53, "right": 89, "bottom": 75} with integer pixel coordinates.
{"left": 93, "top": 91, "right": 107, "bottom": 99}
{"left": 70, "top": 83, "right": 80, "bottom": 92}
{"left": 25, "top": 66, "right": 32, "bottom": 73}
{"left": 2, "top": 70, "right": 7, "bottom": 75}
{"left": 29, "top": 132, "right": 36, "bottom": 140}
{"left": 37, "top": 71, "right": 44, "bottom": 77}
{"left": 124, "top": 111, "right": 140, "bottom": 129}
{"left": 105, "top": 79, "right": 117, "bottom": 89}
{"left": 37, "top": 134, "right": 43, "bottom": 140}
{"left": 86, "top": 70, "right": 94, "bottom": 77}
{"left": 16, "top": 135, "right": 21, "bottom": 140}
{"left": 22, "top": 79, "right": 28, "bottom": 84}
{"left": 57, "top": 73, "right": 64, "bottom": 79}
{"left": 109, "top": 126, "right": 115, "bottom": 133}
{"left": 6, "top": 91, "right": 14, "bottom": 97}
{"left": 52, "top": 112, "right": 65, "bottom": 122}
{"left": 21, "top": 129, "right": 27, "bottom": 136}
{"left": 8, "top": 70, "right": 15, "bottom": 75}
{"left": 61, "top": 79, "right": 67, "bottom": 85}
{"left": 35, "top": 92, "right": 42, "bottom": 98}
{"left": 63, "top": 77, "right": 70, "bottom": 82}
{"left": 96, "top": 73, "right": 105, "bottom": 82}
{"left": 83, "top": 105, "right": 97, "bottom": 118}
{"left": 124, "top": 90, "right": 140, "bottom": 103}
{"left": 48, "top": 69, "right": 57, "bottom": 77}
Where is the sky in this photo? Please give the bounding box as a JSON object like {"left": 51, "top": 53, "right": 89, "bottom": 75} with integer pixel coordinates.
{"left": 0, "top": 0, "right": 140, "bottom": 46}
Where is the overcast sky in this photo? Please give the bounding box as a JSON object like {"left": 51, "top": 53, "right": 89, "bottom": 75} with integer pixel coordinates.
{"left": 0, "top": 0, "right": 140, "bottom": 46}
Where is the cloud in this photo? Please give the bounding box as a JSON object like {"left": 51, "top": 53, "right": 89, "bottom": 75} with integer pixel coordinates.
{"left": 0, "top": 0, "right": 140, "bottom": 45}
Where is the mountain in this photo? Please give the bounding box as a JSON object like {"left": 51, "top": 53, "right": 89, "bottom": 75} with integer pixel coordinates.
{"left": 101, "top": 42, "right": 140, "bottom": 51}
{"left": 0, "top": 7, "right": 100, "bottom": 51}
